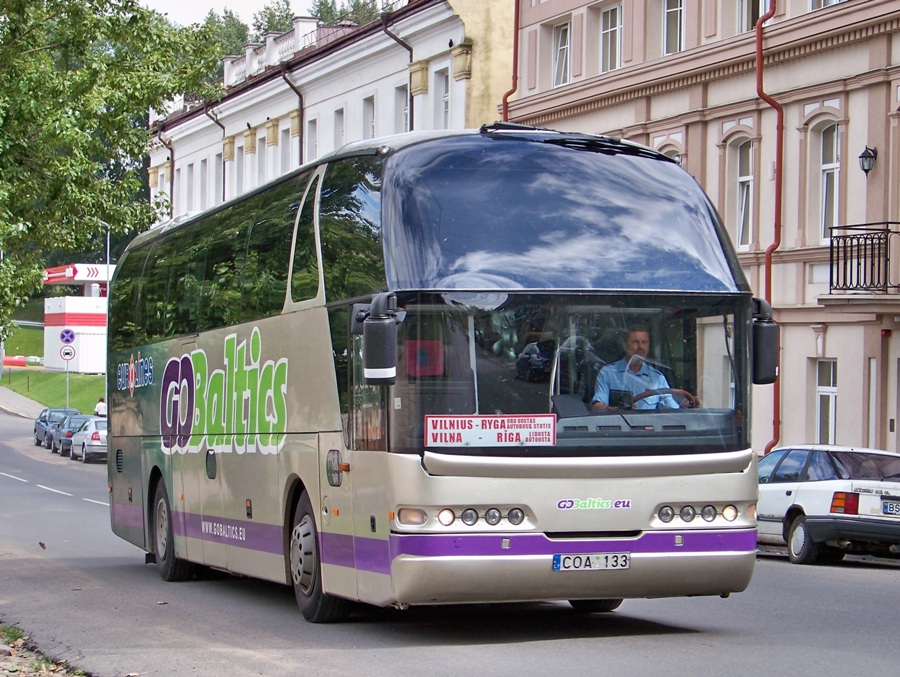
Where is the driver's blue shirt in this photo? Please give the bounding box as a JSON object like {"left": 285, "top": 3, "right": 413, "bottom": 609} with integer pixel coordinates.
{"left": 592, "top": 358, "right": 679, "bottom": 409}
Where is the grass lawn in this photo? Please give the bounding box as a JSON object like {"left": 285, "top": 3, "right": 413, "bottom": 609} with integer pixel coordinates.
{"left": 2, "top": 369, "right": 105, "bottom": 414}
{"left": 4, "top": 326, "right": 43, "bottom": 358}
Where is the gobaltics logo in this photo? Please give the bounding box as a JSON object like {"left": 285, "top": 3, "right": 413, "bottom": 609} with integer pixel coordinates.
{"left": 556, "top": 497, "right": 633, "bottom": 510}
{"left": 159, "top": 328, "right": 288, "bottom": 455}
{"left": 116, "top": 352, "right": 154, "bottom": 396}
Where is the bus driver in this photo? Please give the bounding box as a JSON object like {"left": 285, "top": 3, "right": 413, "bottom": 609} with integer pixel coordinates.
{"left": 590, "top": 326, "right": 680, "bottom": 410}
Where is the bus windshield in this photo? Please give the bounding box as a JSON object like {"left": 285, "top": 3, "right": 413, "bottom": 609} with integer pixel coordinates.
{"left": 389, "top": 291, "right": 749, "bottom": 457}
{"left": 382, "top": 133, "right": 743, "bottom": 294}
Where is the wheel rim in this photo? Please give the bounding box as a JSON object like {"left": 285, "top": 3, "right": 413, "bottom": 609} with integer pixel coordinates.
{"left": 155, "top": 496, "right": 170, "bottom": 560}
{"left": 290, "top": 514, "right": 317, "bottom": 597}
{"left": 790, "top": 522, "right": 806, "bottom": 556}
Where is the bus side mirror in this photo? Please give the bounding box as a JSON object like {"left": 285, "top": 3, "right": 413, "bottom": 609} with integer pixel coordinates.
{"left": 752, "top": 297, "right": 779, "bottom": 385}
{"left": 359, "top": 292, "right": 406, "bottom": 386}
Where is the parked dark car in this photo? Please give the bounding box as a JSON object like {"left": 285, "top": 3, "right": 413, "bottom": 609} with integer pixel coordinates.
{"left": 33, "top": 408, "right": 80, "bottom": 448}
{"left": 515, "top": 340, "right": 555, "bottom": 381}
{"left": 48, "top": 414, "right": 93, "bottom": 457}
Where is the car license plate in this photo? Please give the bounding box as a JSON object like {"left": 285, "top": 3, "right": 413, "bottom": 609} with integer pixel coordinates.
{"left": 552, "top": 553, "right": 630, "bottom": 571}
{"left": 883, "top": 499, "right": 900, "bottom": 517}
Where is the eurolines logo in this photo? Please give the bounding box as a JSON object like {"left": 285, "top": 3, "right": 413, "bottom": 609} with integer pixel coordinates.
{"left": 557, "top": 498, "right": 633, "bottom": 510}
{"left": 159, "top": 327, "right": 288, "bottom": 455}
{"left": 116, "top": 352, "right": 154, "bottom": 396}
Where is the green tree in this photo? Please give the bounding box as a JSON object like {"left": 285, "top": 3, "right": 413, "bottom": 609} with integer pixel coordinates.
{"left": 310, "top": 0, "right": 379, "bottom": 28}
{"left": 202, "top": 8, "right": 250, "bottom": 80}
{"left": 0, "top": 0, "right": 220, "bottom": 340}
{"left": 251, "top": 0, "right": 294, "bottom": 41}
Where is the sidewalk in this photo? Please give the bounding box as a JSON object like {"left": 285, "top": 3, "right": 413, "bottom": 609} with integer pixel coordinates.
{"left": 0, "top": 385, "right": 44, "bottom": 419}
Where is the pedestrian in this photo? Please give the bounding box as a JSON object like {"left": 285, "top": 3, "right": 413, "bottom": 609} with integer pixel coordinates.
{"left": 94, "top": 397, "right": 107, "bottom": 417}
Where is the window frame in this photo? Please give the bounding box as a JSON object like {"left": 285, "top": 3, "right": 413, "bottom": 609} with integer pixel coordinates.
{"left": 600, "top": 4, "right": 622, "bottom": 74}
{"left": 816, "top": 359, "right": 837, "bottom": 445}
{"left": 552, "top": 21, "right": 571, "bottom": 87}
{"left": 819, "top": 123, "right": 840, "bottom": 243}
{"left": 663, "top": 0, "right": 684, "bottom": 56}
{"left": 736, "top": 140, "right": 754, "bottom": 250}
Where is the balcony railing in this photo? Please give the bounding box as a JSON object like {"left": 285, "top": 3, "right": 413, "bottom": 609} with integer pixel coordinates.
{"left": 830, "top": 222, "right": 900, "bottom": 292}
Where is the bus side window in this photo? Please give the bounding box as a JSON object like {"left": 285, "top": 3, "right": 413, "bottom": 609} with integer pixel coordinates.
{"left": 291, "top": 172, "right": 319, "bottom": 302}
{"left": 108, "top": 247, "right": 149, "bottom": 352}
{"left": 241, "top": 176, "right": 303, "bottom": 319}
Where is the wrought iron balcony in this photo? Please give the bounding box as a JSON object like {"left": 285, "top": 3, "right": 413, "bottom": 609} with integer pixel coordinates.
{"left": 830, "top": 222, "right": 900, "bottom": 293}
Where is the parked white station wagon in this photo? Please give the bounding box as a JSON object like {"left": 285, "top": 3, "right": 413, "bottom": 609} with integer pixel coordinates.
{"left": 757, "top": 445, "right": 900, "bottom": 564}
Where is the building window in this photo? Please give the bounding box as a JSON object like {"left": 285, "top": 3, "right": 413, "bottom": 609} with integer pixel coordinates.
{"left": 663, "top": 0, "right": 683, "bottom": 55}
{"left": 257, "top": 135, "right": 266, "bottom": 186}
{"left": 600, "top": 5, "right": 621, "bottom": 73}
{"left": 811, "top": 0, "right": 847, "bottom": 9}
{"left": 820, "top": 123, "right": 840, "bottom": 242}
{"left": 552, "top": 22, "right": 570, "bottom": 87}
{"left": 436, "top": 70, "right": 450, "bottom": 129}
{"left": 363, "top": 96, "right": 375, "bottom": 139}
{"left": 186, "top": 163, "right": 194, "bottom": 213}
{"left": 236, "top": 145, "right": 244, "bottom": 194}
{"left": 739, "top": 0, "right": 770, "bottom": 32}
{"left": 816, "top": 359, "right": 837, "bottom": 444}
{"left": 199, "top": 159, "right": 208, "bottom": 212}
{"left": 306, "top": 119, "right": 318, "bottom": 162}
{"left": 737, "top": 141, "right": 753, "bottom": 249}
{"left": 334, "top": 108, "right": 345, "bottom": 149}
{"left": 280, "top": 128, "right": 291, "bottom": 174}
{"left": 214, "top": 153, "right": 222, "bottom": 206}
{"left": 395, "top": 85, "right": 409, "bottom": 133}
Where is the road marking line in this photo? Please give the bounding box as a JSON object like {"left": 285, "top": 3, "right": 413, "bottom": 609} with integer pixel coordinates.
{"left": 83, "top": 499, "right": 108, "bottom": 506}
{"left": 36, "top": 485, "right": 73, "bottom": 497}
{"left": 0, "top": 472, "right": 28, "bottom": 482}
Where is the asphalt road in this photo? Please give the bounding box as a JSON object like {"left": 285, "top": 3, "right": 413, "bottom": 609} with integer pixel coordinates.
{"left": 2, "top": 411, "right": 899, "bottom": 677}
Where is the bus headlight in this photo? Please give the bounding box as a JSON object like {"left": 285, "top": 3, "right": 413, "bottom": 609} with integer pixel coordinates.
{"left": 507, "top": 508, "right": 525, "bottom": 526}
{"left": 460, "top": 508, "right": 479, "bottom": 526}
{"left": 722, "top": 505, "right": 739, "bottom": 522}
{"left": 658, "top": 506, "right": 675, "bottom": 523}
{"left": 484, "top": 508, "right": 502, "bottom": 525}
{"left": 397, "top": 508, "right": 427, "bottom": 525}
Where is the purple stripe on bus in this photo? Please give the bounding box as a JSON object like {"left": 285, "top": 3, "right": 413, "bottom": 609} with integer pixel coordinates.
{"left": 320, "top": 531, "right": 355, "bottom": 568}
{"left": 175, "top": 512, "right": 284, "bottom": 555}
{"left": 388, "top": 529, "right": 757, "bottom": 559}
{"left": 110, "top": 502, "right": 145, "bottom": 529}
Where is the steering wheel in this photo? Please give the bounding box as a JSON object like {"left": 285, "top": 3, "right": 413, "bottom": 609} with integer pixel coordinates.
{"left": 632, "top": 388, "right": 698, "bottom": 409}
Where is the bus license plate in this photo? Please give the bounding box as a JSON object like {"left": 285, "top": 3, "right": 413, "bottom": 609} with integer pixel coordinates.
{"left": 552, "top": 553, "right": 630, "bottom": 571}
{"left": 883, "top": 499, "right": 900, "bottom": 516}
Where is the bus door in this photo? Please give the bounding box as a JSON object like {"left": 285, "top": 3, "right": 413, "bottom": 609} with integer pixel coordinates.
{"left": 319, "top": 330, "right": 391, "bottom": 603}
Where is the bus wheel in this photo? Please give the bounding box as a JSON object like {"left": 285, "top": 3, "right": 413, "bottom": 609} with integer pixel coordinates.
{"left": 152, "top": 481, "right": 193, "bottom": 582}
{"left": 289, "top": 491, "right": 351, "bottom": 623}
{"left": 568, "top": 599, "right": 623, "bottom": 613}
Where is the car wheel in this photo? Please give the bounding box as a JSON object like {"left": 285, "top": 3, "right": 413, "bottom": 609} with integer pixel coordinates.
{"left": 152, "top": 481, "right": 193, "bottom": 582}
{"left": 788, "top": 515, "right": 821, "bottom": 565}
{"left": 51, "top": 440, "right": 58, "bottom": 454}
{"left": 568, "top": 599, "right": 623, "bottom": 613}
{"left": 45, "top": 435, "right": 52, "bottom": 449}
{"left": 81, "top": 445, "right": 88, "bottom": 463}
{"left": 69, "top": 446, "right": 77, "bottom": 460}
{"left": 289, "top": 491, "right": 351, "bottom": 623}
{"left": 34, "top": 432, "right": 41, "bottom": 446}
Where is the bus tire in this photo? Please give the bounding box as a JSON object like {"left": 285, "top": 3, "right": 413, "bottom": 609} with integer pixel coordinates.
{"left": 152, "top": 481, "right": 193, "bottom": 582}
{"left": 568, "top": 599, "right": 623, "bottom": 613}
{"left": 290, "top": 491, "right": 351, "bottom": 623}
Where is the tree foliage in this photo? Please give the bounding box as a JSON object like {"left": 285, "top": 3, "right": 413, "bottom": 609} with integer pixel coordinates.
{"left": 202, "top": 8, "right": 249, "bottom": 80}
{"left": 0, "top": 0, "right": 220, "bottom": 339}
{"left": 251, "top": 0, "right": 294, "bottom": 41}
{"left": 310, "top": 0, "right": 380, "bottom": 28}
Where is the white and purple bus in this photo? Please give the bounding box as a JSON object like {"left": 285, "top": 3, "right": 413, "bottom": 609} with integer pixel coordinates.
{"left": 108, "top": 124, "right": 777, "bottom": 622}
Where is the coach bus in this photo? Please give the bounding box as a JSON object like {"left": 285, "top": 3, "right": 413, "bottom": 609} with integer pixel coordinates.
{"left": 107, "top": 123, "right": 777, "bottom": 622}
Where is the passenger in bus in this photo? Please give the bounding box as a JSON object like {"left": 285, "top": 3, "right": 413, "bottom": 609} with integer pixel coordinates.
{"left": 590, "top": 326, "right": 679, "bottom": 410}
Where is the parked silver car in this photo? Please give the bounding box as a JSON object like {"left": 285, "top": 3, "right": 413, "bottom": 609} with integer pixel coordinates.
{"left": 70, "top": 417, "right": 108, "bottom": 463}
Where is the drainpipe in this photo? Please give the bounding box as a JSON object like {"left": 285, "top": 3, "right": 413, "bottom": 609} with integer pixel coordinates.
{"left": 204, "top": 105, "right": 226, "bottom": 203}
{"left": 381, "top": 12, "right": 414, "bottom": 131}
{"left": 280, "top": 64, "right": 304, "bottom": 164}
{"left": 501, "top": 0, "right": 520, "bottom": 122}
{"left": 158, "top": 123, "right": 175, "bottom": 218}
{"left": 756, "top": 1, "right": 782, "bottom": 454}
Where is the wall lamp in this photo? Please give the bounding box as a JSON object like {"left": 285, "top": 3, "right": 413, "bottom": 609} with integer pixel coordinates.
{"left": 858, "top": 146, "right": 877, "bottom": 178}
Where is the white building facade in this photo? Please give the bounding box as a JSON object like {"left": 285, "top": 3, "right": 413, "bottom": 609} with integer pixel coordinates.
{"left": 148, "top": 0, "right": 513, "bottom": 217}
